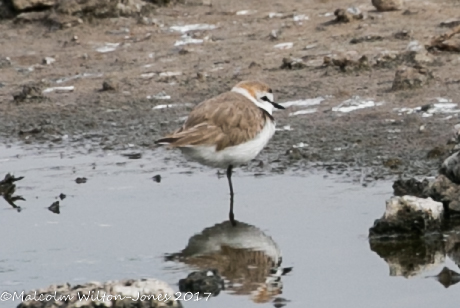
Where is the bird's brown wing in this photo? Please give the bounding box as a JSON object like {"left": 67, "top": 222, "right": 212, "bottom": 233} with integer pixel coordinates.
{"left": 158, "top": 92, "right": 267, "bottom": 151}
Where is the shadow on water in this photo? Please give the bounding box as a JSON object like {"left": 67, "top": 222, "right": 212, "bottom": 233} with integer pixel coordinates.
{"left": 165, "top": 218, "right": 292, "bottom": 304}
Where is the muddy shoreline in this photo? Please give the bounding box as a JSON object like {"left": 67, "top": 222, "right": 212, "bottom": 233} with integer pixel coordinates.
{"left": 2, "top": 0, "right": 460, "bottom": 182}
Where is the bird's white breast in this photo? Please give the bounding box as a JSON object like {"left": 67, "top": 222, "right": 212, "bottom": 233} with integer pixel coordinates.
{"left": 180, "top": 120, "right": 276, "bottom": 168}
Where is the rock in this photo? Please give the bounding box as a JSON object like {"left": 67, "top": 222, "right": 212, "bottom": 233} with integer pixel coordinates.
{"left": 392, "top": 178, "right": 430, "bottom": 198}
{"left": 13, "top": 83, "right": 47, "bottom": 102}
{"left": 440, "top": 19, "right": 460, "bottom": 28}
{"left": 12, "top": 0, "right": 57, "bottom": 11}
{"left": 440, "top": 152, "right": 460, "bottom": 184}
{"left": 374, "top": 50, "right": 401, "bottom": 68}
{"left": 427, "top": 174, "right": 460, "bottom": 212}
{"left": 324, "top": 52, "right": 370, "bottom": 72}
{"left": 383, "top": 157, "right": 401, "bottom": 169}
{"left": 48, "top": 201, "right": 60, "bottom": 214}
{"left": 391, "top": 65, "right": 433, "bottom": 91}
{"left": 371, "top": 0, "right": 403, "bottom": 12}
{"left": 350, "top": 35, "right": 383, "bottom": 44}
{"left": 429, "top": 25, "right": 460, "bottom": 52}
{"left": 427, "top": 146, "right": 446, "bottom": 159}
{"left": 269, "top": 29, "right": 280, "bottom": 40}
{"left": 280, "top": 57, "right": 306, "bottom": 70}
{"left": 0, "top": 56, "right": 11, "bottom": 68}
{"left": 55, "top": 0, "right": 155, "bottom": 19}
{"left": 369, "top": 195, "right": 443, "bottom": 238}
{"left": 17, "top": 278, "right": 182, "bottom": 308}
{"left": 334, "top": 8, "right": 363, "bottom": 23}
{"left": 178, "top": 269, "right": 224, "bottom": 295}
{"left": 394, "top": 30, "right": 411, "bottom": 40}
{"left": 75, "top": 177, "right": 87, "bottom": 184}
{"left": 42, "top": 57, "right": 55, "bottom": 65}
{"left": 152, "top": 174, "right": 161, "bottom": 183}
{"left": 102, "top": 79, "right": 118, "bottom": 91}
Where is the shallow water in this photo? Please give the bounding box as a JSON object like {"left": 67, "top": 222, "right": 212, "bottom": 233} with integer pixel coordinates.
{"left": 0, "top": 145, "right": 459, "bottom": 307}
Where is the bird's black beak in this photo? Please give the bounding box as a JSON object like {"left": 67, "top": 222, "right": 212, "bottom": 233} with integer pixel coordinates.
{"left": 261, "top": 96, "right": 285, "bottom": 110}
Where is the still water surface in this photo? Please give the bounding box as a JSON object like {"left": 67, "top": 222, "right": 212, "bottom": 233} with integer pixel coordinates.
{"left": 0, "top": 145, "right": 458, "bottom": 307}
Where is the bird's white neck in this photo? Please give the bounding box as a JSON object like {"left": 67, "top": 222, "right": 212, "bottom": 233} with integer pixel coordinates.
{"left": 231, "top": 86, "right": 274, "bottom": 115}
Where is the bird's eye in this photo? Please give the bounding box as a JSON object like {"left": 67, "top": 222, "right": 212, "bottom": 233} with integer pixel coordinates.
{"left": 261, "top": 96, "right": 271, "bottom": 102}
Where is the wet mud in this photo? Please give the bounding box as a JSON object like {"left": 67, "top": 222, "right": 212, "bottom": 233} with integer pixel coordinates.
{"left": 1, "top": 0, "right": 460, "bottom": 182}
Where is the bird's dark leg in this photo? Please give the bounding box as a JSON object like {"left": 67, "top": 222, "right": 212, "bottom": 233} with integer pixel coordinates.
{"left": 227, "top": 165, "right": 236, "bottom": 226}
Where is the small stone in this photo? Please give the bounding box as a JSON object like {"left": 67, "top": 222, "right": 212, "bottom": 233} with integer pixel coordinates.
{"left": 280, "top": 57, "right": 306, "bottom": 70}
{"left": 383, "top": 157, "right": 402, "bottom": 169}
{"left": 75, "top": 177, "right": 87, "bottom": 184}
{"left": 440, "top": 19, "right": 460, "bottom": 28}
{"left": 372, "top": 0, "right": 403, "bottom": 12}
{"left": 42, "top": 57, "right": 56, "bottom": 65}
{"left": 12, "top": 0, "right": 57, "bottom": 11}
{"left": 152, "top": 175, "right": 161, "bottom": 183}
{"left": 334, "top": 8, "right": 363, "bottom": 23}
{"left": 102, "top": 79, "right": 118, "bottom": 91}
{"left": 59, "top": 193, "right": 66, "bottom": 200}
{"left": 48, "top": 201, "right": 60, "bottom": 214}
{"left": 369, "top": 195, "right": 443, "bottom": 238}
{"left": 392, "top": 65, "right": 433, "bottom": 91}
{"left": 269, "top": 29, "right": 280, "bottom": 40}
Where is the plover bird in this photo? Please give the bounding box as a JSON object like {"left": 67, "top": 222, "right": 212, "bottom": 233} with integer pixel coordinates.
{"left": 155, "top": 80, "right": 284, "bottom": 223}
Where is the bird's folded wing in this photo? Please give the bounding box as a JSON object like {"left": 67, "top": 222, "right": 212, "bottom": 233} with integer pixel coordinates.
{"left": 162, "top": 92, "right": 266, "bottom": 151}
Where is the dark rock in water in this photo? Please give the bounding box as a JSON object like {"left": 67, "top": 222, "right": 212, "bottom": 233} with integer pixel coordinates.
{"left": 179, "top": 269, "right": 224, "bottom": 296}
{"left": 426, "top": 174, "right": 460, "bottom": 212}
{"left": 48, "top": 201, "right": 60, "bottom": 214}
{"left": 435, "top": 267, "right": 460, "bottom": 288}
{"left": 392, "top": 178, "right": 430, "bottom": 198}
{"left": 369, "top": 196, "right": 443, "bottom": 238}
{"left": 152, "top": 174, "right": 161, "bottom": 183}
{"left": 0, "top": 173, "right": 25, "bottom": 210}
{"left": 440, "top": 151, "right": 460, "bottom": 184}
{"left": 17, "top": 278, "right": 182, "bottom": 308}
{"left": 59, "top": 193, "right": 66, "bottom": 200}
{"left": 122, "top": 152, "right": 142, "bottom": 159}
{"left": 75, "top": 177, "right": 87, "bottom": 184}
{"left": 369, "top": 238, "right": 444, "bottom": 277}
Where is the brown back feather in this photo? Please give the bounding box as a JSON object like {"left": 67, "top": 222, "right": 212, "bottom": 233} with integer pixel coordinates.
{"left": 163, "top": 92, "right": 267, "bottom": 151}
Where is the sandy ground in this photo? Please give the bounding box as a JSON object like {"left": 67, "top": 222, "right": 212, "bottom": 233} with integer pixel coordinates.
{"left": 1, "top": 0, "right": 460, "bottom": 182}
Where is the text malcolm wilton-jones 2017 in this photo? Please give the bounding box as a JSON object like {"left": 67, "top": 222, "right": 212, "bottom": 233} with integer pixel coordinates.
{"left": 1, "top": 290, "right": 212, "bottom": 302}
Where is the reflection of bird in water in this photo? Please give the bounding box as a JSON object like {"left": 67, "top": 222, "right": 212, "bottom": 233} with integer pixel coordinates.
{"left": 155, "top": 81, "right": 284, "bottom": 225}
{"left": 166, "top": 220, "right": 292, "bottom": 303}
